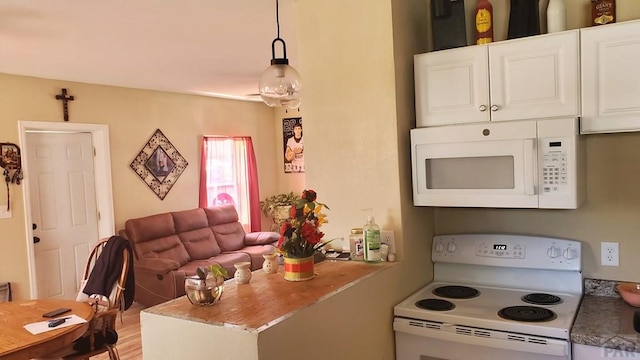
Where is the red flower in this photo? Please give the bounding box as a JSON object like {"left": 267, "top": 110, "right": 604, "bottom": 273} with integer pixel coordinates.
{"left": 302, "top": 189, "right": 317, "bottom": 202}
{"left": 300, "top": 222, "right": 323, "bottom": 244}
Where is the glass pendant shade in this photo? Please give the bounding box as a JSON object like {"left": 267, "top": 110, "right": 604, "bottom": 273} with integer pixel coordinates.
{"left": 259, "top": 60, "right": 302, "bottom": 108}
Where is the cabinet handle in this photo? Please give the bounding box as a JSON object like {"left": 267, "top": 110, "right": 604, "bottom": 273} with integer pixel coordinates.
{"left": 490, "top": 105, "right": 499, "bottom": 112}
{"left": 478, "top": 105, "right": 487, "bottom": 112}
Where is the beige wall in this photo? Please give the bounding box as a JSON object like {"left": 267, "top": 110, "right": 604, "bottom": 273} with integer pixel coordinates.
{"left": 0, "top": 73, "right": 280, "bottom": 299}
{"left": 289, "top": 0, "right": 434, "bottom": 358}
{"left": 435, "top": 132, "right": 640, "bottom": 282}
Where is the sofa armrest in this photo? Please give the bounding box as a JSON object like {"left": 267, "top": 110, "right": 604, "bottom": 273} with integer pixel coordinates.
{"left": 244, "top": 231, "right": 280, "bottom": 246}
{"left": 135, "top": 258, "right": 181, "bottom": 274}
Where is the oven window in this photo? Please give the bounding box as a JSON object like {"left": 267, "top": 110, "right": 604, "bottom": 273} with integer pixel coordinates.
{"left": 426, "top": 156, "right": 515, "bottom": 189}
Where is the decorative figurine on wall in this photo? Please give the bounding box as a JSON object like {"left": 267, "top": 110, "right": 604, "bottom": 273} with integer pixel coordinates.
{"left": 0, "top": 143, "right": 23, "bottom": 211}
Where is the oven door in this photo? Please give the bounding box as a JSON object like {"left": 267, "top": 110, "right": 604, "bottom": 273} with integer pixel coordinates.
{"left": 394, "top": 318, "right": 571, "bottom": 360}
{"left": 411, "top": 120, "right": 539, "bottom": 208}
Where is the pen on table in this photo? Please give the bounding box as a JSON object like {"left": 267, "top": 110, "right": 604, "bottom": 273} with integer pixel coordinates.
{"left": 48, "top": 316, "right": 71, "bottom": 322}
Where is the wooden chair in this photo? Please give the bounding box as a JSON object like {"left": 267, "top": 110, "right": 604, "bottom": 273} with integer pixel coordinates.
{"left": 42, "top": 238, "right": 132, "bottom": 360}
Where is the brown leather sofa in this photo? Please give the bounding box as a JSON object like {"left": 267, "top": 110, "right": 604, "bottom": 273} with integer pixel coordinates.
{"left": 120, "top": 205, "right": 280, "bottom": 307}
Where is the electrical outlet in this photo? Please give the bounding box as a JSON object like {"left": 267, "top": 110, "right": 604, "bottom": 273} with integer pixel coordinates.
{"left": 381, "top": 230, "right": 395, "bottom": 253}
{"left": 601, "top": 242, "right": 619, "bottom": 267}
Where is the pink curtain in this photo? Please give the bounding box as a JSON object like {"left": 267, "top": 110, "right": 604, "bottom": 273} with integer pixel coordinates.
{"left": 198, "top": 137, "right": 208, "bottom": 208}
{"left": 244, "top": 137, "right": 261, "bottom": 232}
{"left": 199, "top": 136, "right": 261, "bottom": 232}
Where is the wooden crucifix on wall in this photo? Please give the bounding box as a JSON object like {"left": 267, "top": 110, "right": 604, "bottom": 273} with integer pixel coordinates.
{"left": 55, "top": 88, "right": 75, "bottom": 122}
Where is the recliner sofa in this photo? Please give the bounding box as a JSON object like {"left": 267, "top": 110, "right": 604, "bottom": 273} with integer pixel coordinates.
{"left": 120, "top": 205, "right": 279, "bottom": 307}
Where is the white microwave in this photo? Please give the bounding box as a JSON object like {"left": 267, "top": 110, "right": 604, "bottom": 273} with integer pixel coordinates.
{"left": 410, "top": 118, "right": 585, "bottom": 209}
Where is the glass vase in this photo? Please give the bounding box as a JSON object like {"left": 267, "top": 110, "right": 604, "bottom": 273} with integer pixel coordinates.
{"left": 185, "top": 276, "right": 224, "bottom": 306}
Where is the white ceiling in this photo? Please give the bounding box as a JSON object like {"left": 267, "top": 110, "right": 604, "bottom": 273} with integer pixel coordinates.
{"left": 0, "top": 0, "right": 298, "bottom": 101}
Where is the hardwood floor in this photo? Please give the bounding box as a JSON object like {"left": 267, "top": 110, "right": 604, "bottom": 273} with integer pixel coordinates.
{"left": 94, "top": 302, "right": 144, "bottom": 360}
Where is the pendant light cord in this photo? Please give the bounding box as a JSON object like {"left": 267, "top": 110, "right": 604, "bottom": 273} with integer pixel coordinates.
{"left": 276, "top": 0, "right": 281, "bottom": 39}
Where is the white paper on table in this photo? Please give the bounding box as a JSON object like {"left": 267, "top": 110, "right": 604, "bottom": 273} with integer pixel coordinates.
{"left": 23, "top": 314, "right": 88, "bottom": 335}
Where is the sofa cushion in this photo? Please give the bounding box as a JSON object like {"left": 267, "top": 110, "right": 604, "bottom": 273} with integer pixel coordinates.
{"left": 134, "top": 234, "right": 191, "bottom": 266}
{"left": 244, "top": 232, "right": 280, "bottom": 246}
{"left": 204, "top": 206, "right": 246, "bottom": 252}
{"left": 124, "top": 213, "right": 190, "bottom": 266}
{"left": 173, "top": 208, "right": 221, "bottom": 260}
{"left": 179, "top": 228, "right": 221, "bottom": 260}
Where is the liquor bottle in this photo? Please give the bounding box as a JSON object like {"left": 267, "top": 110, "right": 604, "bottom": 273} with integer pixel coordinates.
{"left": 475, "top": 0, "right": 494, "bottom": 44}
{"left": 547, "top": 0, "right": 567, "bottom": 33}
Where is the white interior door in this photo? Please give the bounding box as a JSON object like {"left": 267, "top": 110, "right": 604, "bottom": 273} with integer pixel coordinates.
{"left": 27, "top": 132, "right": 98, "bottom": 299}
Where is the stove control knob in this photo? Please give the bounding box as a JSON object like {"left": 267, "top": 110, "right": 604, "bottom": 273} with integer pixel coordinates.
{"left": 446, "top": 242, "right": 457, "bottom": 253}
{"left": 435, "top": 242, "right": 445, "bottom": 253}
{"left": 547, "top": 246, "right": 562, "bottom": 258}
{"left": 563, "top": 247, "right": 577, "bottom": 260}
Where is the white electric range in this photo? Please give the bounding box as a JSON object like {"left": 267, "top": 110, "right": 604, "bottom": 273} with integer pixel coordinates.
{"left": 394, "top": 234, "right": 583, "bottom": 360}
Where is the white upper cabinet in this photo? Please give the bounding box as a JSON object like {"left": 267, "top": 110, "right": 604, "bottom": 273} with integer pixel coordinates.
{"left": 581, "top": 20, "right": 640, "bottom": 134}
{"left": 414, "top": 30, "right": 580, "bottom": 127}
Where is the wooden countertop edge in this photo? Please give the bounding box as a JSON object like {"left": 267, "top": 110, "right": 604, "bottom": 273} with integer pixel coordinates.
{"left": 142, "top": 260, "right": 397, "bottom": 332}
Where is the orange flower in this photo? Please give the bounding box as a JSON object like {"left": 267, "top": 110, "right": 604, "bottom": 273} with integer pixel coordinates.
{"left": 278, "top": 189, "right": 331, "bottom": 258}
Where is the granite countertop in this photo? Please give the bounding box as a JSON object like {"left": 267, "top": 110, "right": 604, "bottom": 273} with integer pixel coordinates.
{"left": 571, "top": 279, "right": 640, "bottom": 352}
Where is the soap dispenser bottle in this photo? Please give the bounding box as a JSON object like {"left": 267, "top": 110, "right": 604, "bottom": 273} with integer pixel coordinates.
{"left": 363, "top": 215, "right": 381, "bottom": 263}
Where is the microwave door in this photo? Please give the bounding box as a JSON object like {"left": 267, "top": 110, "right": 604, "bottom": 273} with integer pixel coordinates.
{"left": 413, "top": 138, "right": 538, "bottom": 208}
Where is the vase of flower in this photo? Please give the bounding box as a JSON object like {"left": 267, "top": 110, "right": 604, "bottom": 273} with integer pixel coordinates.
{"left": 277, "top": 189, "right": 335, "bottom": 281}
{"left": 262, "top": 253, "right": 279, "bottom": 274}
{"left": 283, "top": 255, "right": 315, "bottom": 281}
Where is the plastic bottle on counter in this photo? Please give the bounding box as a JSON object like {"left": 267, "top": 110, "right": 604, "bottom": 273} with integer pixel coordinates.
{"left": 547, "top": 0, "right": 567, "bottom": 33}
{"left": 475, "top": 0, "right": 494, "bottom": 44}
{"left": 350, "top": 228, "right": 364, "bottom": 261}
{"left": 363, "top": 215, "right": 381, "bottom": 263}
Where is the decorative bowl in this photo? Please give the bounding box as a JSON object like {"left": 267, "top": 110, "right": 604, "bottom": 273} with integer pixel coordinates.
{"left": 185, "top": 276, "right": 224, "bottom": 306}
{"left": 616, "top": 282, "right": 640, "bottom": 307}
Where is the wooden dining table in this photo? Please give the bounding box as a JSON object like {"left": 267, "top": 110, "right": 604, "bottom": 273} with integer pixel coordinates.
{"left": 0, "top": 299, "right": 94, "bottom": 360}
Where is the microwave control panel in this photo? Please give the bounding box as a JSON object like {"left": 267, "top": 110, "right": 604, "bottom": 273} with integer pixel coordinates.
{"left": 540, "top": 138, "right": 569, "bottom": 193}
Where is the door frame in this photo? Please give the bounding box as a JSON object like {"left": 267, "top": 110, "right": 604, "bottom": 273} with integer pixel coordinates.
{"left": 18, "top": 121, "right": 115, "bottom": 299}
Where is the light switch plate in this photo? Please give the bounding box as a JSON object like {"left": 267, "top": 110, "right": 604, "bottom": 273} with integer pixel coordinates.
{"left": 381, "top": 230, "right": 395, "bottom": 253}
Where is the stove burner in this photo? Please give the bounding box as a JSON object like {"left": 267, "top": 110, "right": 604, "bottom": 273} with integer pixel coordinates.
{"left": 416, "top": 298, "right": 455, "bottom": 311}
{"left": 522, "top": 293, "right": 562, "bottom": 305}
{"left": 433, "top": 285, "right": 480, "bottom": 299}
{"left": 498, "top": 306, "right": 557, "bottom": 322}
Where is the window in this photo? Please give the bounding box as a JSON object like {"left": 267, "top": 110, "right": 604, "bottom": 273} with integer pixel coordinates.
{"left": 199, "top": 136, "right": 260, "bottom": 232}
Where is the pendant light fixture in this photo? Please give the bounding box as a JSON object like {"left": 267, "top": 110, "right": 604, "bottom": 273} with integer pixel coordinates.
{"left": 258, "top": 0, "right": 301, "bottom": 108}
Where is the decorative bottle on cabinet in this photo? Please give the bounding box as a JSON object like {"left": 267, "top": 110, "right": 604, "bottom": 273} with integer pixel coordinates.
{"left": 508, "top": 0, "right": 541, "bottom": 39}
{"left": 547, "top": 0, "right": 567, "bottom": 33}
{"left": 363, "top": 215, "right": 381, "bottom": 263}
{"left": 475, "top": 0, "right": 494, "bottom": 44}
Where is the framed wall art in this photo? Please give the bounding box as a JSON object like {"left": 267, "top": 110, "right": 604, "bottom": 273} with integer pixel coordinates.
{"left": 130, "top": 129, "right": 188, "bottom": 200}
{"left": 283, "top": 117, "right": 304, "bottom": 173}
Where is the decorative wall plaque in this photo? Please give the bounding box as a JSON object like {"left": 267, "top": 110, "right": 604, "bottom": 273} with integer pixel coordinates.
{"left": 130, "top": 129, "right": 188, "bottom": 200}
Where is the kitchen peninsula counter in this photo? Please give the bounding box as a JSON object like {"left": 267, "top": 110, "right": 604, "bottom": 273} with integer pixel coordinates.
{"left": 140, "top": 259, "right": 395, "bottom": 359}
{"left": 571, "top": 279, "right": 640, "bottom": 354}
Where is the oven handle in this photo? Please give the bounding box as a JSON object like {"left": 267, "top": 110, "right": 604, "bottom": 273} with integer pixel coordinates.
{"left": 393, "top": 318, "right": 569, "bottom": 357}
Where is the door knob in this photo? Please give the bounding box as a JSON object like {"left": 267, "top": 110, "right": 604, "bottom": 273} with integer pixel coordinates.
{"left": 33, "top": 236, "right": 40, "bottom": 244}
{"left": 32, "top": 223, "right": 37, "bottom": 230}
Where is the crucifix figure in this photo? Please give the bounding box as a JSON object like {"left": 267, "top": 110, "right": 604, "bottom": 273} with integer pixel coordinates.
{"left": 55, "top": 88, "right": 75, "bottom": 122}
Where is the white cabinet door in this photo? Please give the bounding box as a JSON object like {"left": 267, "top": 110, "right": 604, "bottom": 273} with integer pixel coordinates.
{"left": 414, "top": 46, "right": 490, "bottom": 127}
{"left": 414, "top": 31, "right": 579, "bottom": 127}
{"left": 489, "top": 30, "right": 580, "bottom": 122}
{"left": 581, "top": 20, "right": 640, "bottom": 134}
